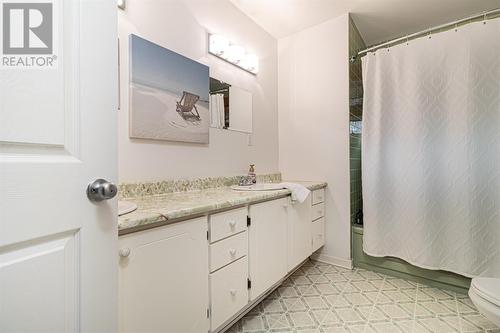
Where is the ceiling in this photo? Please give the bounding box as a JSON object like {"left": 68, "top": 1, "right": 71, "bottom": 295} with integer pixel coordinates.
{"left": 229, "top": 0, "right": 500, "bottom": 46}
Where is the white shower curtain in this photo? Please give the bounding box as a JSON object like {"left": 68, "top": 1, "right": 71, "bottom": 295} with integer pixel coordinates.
{"left": 362, "top": 18, "right": 500, "bottom": 277}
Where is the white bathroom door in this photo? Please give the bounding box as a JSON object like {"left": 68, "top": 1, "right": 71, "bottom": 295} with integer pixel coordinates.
{"left": 0, "top": 1, "right": 117, "bottom": 332}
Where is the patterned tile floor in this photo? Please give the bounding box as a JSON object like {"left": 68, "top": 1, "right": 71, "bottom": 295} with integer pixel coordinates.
{"left": 227, "top": 260, "right": 499, "bottom": 333}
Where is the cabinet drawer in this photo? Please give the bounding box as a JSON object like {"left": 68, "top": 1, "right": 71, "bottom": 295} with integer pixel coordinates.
{"left": 312, "top": 188, "right": 325, "bottom": 205}
{"left": 210, "top": 231, "right": 248, "bottom": 272}
{"left": 311, "top": 202, "right": 325, "bottom": 221}
{"left": 209, "top": 207, "right": 248, "bottom": 243}
{"left": 312, "top": 217, "right": 325, "bottom": 252}
{"left": 210, "top": 257, "right": 248, "bottom": 331}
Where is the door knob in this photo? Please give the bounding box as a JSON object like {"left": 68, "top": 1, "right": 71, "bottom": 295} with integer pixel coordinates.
{"left": 87, "top": 179, "right": 117, "bottom": 202}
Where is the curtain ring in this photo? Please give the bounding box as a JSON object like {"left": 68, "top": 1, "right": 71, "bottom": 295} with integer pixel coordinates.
{"left": 483, "top": 13, "right": 487, "bottom": 24}
{"left": 454, "top": 22, "right": 458, "bottom": 32}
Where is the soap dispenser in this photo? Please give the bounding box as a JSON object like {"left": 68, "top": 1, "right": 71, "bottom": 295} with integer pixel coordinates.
{"left": 248, "top": 164, "right": 256, "bottom": 184}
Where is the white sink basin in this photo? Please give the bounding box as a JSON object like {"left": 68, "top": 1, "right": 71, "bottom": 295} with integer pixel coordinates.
{"left": 118, "top": 201, "right": 138, "bottom": 216}
{"left": 231, "top": 183, "right": 284, "bottom": 191}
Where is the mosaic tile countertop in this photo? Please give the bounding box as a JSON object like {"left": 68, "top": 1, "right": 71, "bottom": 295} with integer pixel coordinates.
{"left": 118, "top": 173, "right": 283, "bottom": 199}
{"left": 118, "top": 180, "right": 327, "bottom": 234}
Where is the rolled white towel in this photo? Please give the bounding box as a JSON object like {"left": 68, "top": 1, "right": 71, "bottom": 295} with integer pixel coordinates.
{"left": 278, "top": 182, "right": 311, "bottom": 203}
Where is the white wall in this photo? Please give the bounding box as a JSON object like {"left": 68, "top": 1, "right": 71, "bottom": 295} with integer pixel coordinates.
{"left": 118, "top": 0, "right": 278, "bottom": 182}
{"left": 278, "top": 15, "right": 351, "bottom": 266}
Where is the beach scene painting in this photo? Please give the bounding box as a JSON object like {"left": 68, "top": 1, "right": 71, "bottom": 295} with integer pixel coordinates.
{"left": 129, "top": 34, "right": 209, "bottom": 143}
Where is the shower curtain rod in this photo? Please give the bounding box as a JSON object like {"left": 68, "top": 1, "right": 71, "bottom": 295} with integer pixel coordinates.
{"left": 356, "top": 7, "right": 500, "bottom": 58}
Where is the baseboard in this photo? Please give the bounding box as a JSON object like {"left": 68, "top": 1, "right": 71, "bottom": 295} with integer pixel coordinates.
{"left": 351, "top": 225, "right": 471, "bottom": 294}
{"left": 355, "top": 262, "right": 470, "bottom": 295}
{"left": 311, "top": 253, "right": 353, "bottom": 270}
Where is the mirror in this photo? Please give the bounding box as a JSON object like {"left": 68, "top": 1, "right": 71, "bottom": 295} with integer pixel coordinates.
{"left": 209, "top": 77, "right": 253, "bottom": 133}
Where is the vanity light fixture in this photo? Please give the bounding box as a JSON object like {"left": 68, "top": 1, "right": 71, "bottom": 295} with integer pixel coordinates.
{"left": 117, "top": 0, "right": 125, "bottom": 10}
{"left": 208, "top": 34, "right": 259, "bottom": 75}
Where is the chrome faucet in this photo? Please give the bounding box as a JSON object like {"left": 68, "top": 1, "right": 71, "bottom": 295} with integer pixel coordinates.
{"left": 238, "top": 175, "right": 254, "bottom": 186}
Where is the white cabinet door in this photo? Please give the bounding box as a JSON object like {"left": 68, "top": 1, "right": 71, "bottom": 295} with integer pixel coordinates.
{"left": 118, "top": 218, "right": 209, "bottom": 333}
{"left": 210, "top": 257, "right": 249, "bottom": 331}
{"left": 0, "top": 2, "right": 117, "bottom": 332}
{"left": 249, "top": 198, "right": 288, "bottom": 301}
{"left": 312, "top": 217, "right": 326, "bottom": 252}
{"left": 287, "top": 195, "right": 312, "bottom": 271}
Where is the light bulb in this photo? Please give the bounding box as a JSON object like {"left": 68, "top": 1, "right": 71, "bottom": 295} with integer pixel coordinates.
{"left": 241, "top": 53, "right": 259, "bottom": 73}
{"left": 209, "top": 34, "right": 229, "bottom": 57}
{"left": 225, "top": 44, "right": 245, "bottom": 63}
{"left": 208, "top": 34, "right": 259, "bottom": 75}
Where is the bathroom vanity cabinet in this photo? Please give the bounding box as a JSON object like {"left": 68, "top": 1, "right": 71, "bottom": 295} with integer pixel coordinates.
{"left": 248, "top": 198, "right": 288, "bottom": 301}
{"left": 118, "top": 217, "right": 209, "bottom": 333}
{"left": 118, "top": 188, "right": 326, "bottom": 333}
{"left": 208, "top": 207, "right": 249, "bottom": 331}
{"left": 287, "top": 195, "right": 314, "bottom": 271}
{"left": 312, "top": 188, "right": 326, "bottom": 251}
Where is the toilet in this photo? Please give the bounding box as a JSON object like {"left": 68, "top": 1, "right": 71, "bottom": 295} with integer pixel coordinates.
{"left": 469, "top": 277, "right": 500, "bottom": 327}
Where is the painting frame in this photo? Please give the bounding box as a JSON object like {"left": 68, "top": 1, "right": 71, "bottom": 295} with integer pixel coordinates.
{"left": 129, "top": 34, "right": 210, "bottom": 144}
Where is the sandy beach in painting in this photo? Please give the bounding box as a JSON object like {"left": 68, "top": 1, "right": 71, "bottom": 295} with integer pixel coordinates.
{"left": 130, "top": 82, "right": 209, "bottom": 143}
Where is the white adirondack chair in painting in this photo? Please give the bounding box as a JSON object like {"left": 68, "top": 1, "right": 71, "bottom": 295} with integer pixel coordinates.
{"left": 176, "top": 91, "right": 201, "bottom": 120}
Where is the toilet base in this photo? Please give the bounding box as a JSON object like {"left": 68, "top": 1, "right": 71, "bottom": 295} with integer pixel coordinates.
{"left": 469, "top": 288, "right": 500, "bottom": 328}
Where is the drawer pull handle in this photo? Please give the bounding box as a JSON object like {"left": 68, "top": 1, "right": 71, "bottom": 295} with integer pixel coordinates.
{"left": 230, "top": 289, "right": 237, "bottom": 296}
{"left": 119, "top": 248, "right": 131, "bottom": 258}
{"left": 229, "top": 220, "right": 236, "bottom": 228}
{"left": 229, "top": 248, "right": 237, "bottom": 256}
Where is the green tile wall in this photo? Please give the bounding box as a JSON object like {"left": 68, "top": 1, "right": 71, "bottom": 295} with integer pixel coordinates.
{"left": 349, "top": 16, "right": 365, "bottom": 225}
